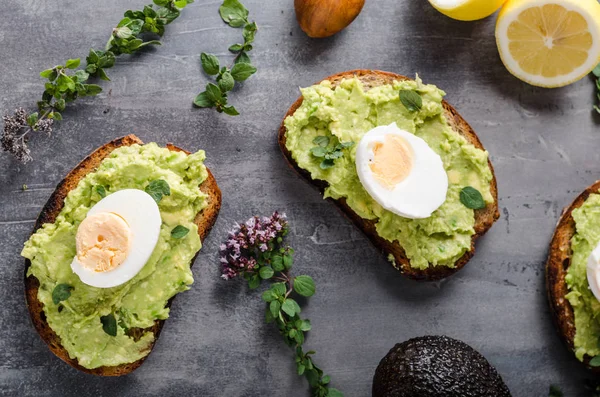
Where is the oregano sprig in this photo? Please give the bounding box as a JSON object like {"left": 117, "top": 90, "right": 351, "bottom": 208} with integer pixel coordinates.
{"left": 220, "top": 212, "right": 343, "bottom": 397}
{"left": 310, "top": 135, "right": 355, "bottom": 170}
{"left": 2, "top": 0, "right": 193, "bottom": 163}
{"left": 193, "top": 0, "right": 257, "bottom": 115}
{"left": 593, "top": 64, "right": 600, "bottom": 115}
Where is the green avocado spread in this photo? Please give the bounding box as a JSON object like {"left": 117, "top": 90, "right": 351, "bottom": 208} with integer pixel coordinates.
{"left": 566, "top": 193, "right": 600, "bottom": 361}
{"left": 21, "top": 143, "right": 208, "bottom": 369}
{"left": 284, "top": 77, "right": 494, "bottom": 270}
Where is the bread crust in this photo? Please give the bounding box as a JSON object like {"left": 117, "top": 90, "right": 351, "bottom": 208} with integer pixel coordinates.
{"left": 278, "top": 70, "right": 499, "bottom": 281}
{"left": 24, "top": 134, "right": 222, "bottom": 376}
{"left": 546, "top": 180, "right": 600, "bottom": 371}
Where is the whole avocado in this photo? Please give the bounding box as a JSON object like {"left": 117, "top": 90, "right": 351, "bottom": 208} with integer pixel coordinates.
{"left": 372, "top": 335, "right": 511, "bottom": 397}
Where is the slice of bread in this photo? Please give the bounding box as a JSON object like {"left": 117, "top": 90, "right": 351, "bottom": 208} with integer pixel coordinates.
{"left": 278, "top": 70, "right": 499, "bottom": 281}
{"left": 24, "top": 134, "right": 222, "bottom": 376}
{"left": 546, "top": 180, "right": 600, "bottom": 371}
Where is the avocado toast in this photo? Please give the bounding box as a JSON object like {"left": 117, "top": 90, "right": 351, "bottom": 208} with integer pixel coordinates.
{"left": 23, "top": 135, "right": 221, "bottom": 376}
{"left": 279, "top": 70, "right": 499, "bottom": 281}
{"left": 547, "top": 181, "right": 600, "bottom": 370}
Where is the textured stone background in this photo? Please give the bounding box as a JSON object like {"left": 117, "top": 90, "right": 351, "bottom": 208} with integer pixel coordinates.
{"left": 1, "top": 0, "right": 599, "bottom": 396}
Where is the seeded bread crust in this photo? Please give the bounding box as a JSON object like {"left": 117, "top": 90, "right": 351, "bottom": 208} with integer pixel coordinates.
{"left": 278, "top": 70, "right": 499, "bottom": 281}
{"left": 546, "top": 180, "right": 600, "bottom": 371}
{"left": 24, "top": 135, "right": 222, "bottom": 376}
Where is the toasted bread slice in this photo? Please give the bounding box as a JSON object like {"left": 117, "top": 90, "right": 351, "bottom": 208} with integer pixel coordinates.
{"left": 278, "top": 70, "right": 499, "bottom": 281}
{"left": 24, "top": 135, "right": 222, "bottom": 376}
{"left": 546, "top": 181, "right": 600, "bottom": 371}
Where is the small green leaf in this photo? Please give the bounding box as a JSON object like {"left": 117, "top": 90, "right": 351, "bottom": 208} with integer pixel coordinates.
{"left": 328, "top": 388, "right": 344, "bottom": 397}
{"left": 299, "top": 319, "right": 311, "bottom": 331}
{"left": 74, "top": 70, "right": 90, "bottom": 83}
{"left": 310, "top": 147, "right": 327, "bottom": 158}
{"left": 262, "top": 290, "right": 276, "bottom": 303}
{"left": 593, "top": 64, "right": 600, "bottom": 78}
{"left": 97, "top": 68, "right": 111, "bottom": 81}
{"left": 283, "top": 253, "right": 293, "bottom": 269}
{"left": 248, "top": 274, "right": 260, "bottom": 289}
{"left": 54, "top": 98, "right": 66, "bottom": 112}
{"left": 229, "top": 43, "right": 244, "bottom": 52}
{"left": 399, "top": 90, "right": 423, "bottom": 112}
{"left": 40, "top": 69, "right": 55, "bottom": 79}
{"left": 84, "top": 84, "right": 103, "bottom": 96}
{"left": 26, "top": 112, "right": 39, "bottom": 127}
{"left": 95, "top": 185, "right": 106, "bottom": 198}
{"left": 153, "top": 0, "right": 170, "bottom": 5}
{"left": 65, "top": 58, "right": 81, "bottom": 69}
{"left": 271, "top": 282, "right": 286, "bottom": 296}
{"left": 52, "top": 284, "right": 73, "bottom": 305}
{"left": 590, "top": 356, "right": 600, "bottom": 367}
{"left": 223, "top": 105, "right": 240, "bottom": 116}
{"left": 200, "top": 53, "right": 220, "bottom": 75}
{"left": 312, "top": 136, "right": 330, "bottom": 147}
{"left": 171, "top": 225, "right": 190, "bottom": 239}
{"left": 205, "top": 83, "right": 223, "bottom": 103}
{"left": 243, "top": 22, "right": 257, "bottom": 43}
{"left": 218, "top": 71, "right": 235, "bottom": 92}
{"left": 282, "top": 298, "right": 301, "bottom": 317}
{"left": 235, "top": 51, "right": 251, "bottom": 65}
{"left": 270, "top": 299, "right": 281, "bottom": 318}
{"left": 193, "top": 91, "right": 215, "bottom": 108}
{"left": 297, "top": 363, "right": 305, "bottom": 376}
{"left": 230, "top": 62, "right": 256, "bottom": 81}
{"left": 145, "top": 179, "right": 171, "bottom": 203}
{"left": 259, "top": 266, "right": 274, "bottom": 279}
{"left": 294, "top": 275, "right": 315, "bottom": 297}
{"left": 219, "top": 0, "right": 249, "bottom": 27}
{"left": 460, "top": 186, "right": 486, "bottom": 210}
{"left": 52, "top": 112, "right": 63, "bottom": 121}
{"left": 271, "top": 254, "right": 284, "bottom": 272}
{"left": 320, "top": 159, "right": 335, "bottom": 170}
{"left": 100, "top": 313, "right": 117, "bottom": 337}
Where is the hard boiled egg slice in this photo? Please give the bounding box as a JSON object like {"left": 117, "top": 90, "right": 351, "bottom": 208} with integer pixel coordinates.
{"left": 355, "top": 123, "right": 448, "bottom": 219}
{"left": 71, "top": 189, "right": 161, "bottom": 288}
{"left": 587, "top": 243, "right": 600, "bottom": 302}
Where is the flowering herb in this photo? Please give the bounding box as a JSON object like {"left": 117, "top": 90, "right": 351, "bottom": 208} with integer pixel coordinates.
{"left": 220, "top": 212, "right": 343, "bottom": 397}
{"left": 310, "top": 135, "right": 355, "bottom": 170}
{"left": 193, "top": 0, "right": 257, "bottom": 115}
{"left": 1, "top": 0, "right": 193, "bottom": 163}
{"left": 593, "top": 64, "right": 600, "bottom": 115}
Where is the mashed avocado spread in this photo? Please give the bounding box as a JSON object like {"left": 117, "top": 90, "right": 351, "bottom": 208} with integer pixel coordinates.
{"left": 284, "top": 77, "right": 494, "bottom": 269}
{"left": 566, "top": 193, "right": 600, "bottom": 361}
{"left": 21, "top": 143, "right": 208, "bottom": 369}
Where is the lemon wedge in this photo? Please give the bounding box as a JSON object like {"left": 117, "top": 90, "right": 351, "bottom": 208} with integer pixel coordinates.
{"left": 496, "top": 0, "right": 600, "bottom": 88}
{"left": 428, "top": 0, "right": 506, "bottom": 21}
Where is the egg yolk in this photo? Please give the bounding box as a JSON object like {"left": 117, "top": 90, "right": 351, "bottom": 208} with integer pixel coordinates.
{"left": 75, "top": 212, "right": 131, "bottom": 273}
{"left": 369, "top": 135, "right": 414, "bottom": 190}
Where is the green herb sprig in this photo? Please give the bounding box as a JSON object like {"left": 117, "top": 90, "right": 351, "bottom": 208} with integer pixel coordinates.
{"left": 593, "top": 64, "right": 600, "bottom": 115}
{"left": 193, "top": 0, "right": 257, "bottom": 115}
{"left": 310, "top": 136, "right": 355, "bottom": 170}
{"left": 52, "top": 284, "right": 73, "bottom": 305}
{"left": 2, "top": 0, "right": 193, "bottom": 163}
{"left": 220, "top": 212, "right": 343, "bottom": 396}
{"left": 459, "top": 186, "right": 486, "bottom": 210}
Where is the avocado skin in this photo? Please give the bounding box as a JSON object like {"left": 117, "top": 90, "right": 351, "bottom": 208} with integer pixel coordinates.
{"left": 372, "top": 335, "right": 511, "bottom": 397}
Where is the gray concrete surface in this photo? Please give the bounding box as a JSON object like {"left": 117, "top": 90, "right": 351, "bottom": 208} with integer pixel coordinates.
{"left": 1, "top": 0, "right": 599, "bottom": 396}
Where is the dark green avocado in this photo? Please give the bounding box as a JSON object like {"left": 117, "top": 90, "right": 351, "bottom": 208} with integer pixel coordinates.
{"left": 372, "top": 335, "right": 511, "bottom": 397}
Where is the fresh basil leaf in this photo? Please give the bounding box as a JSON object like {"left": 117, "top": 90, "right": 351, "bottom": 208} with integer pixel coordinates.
{"left": 223, "top": 105, "right": 240, "bottom": 116}
{"left": 399, "top": 90, "right": 422, "bottom": 112}
{"left": 52, "top": 284, "right": 73, "bottom": 305}
{"left": 65, "top": 58, "right": 81, "bottom": 69}
{"left": 201, "top": 53, "right": 220, "bottom": 75}
{"left": 171, "top": 225, "right": 190, "bottom": 239}
{"left": 259, "top": 266, "right": 274, "bottom": 280}
{"left": 281, "top": 298, "right": 301, "bottom": 317}
{"left": 193, "top": 91, "right": 215, "bottom": 108}
{"left": 230, "top": 62, "right": 256, "bottom": 81}
{"left": 95, "top": 185, "right": 106, "bottom": 198}
{"left": 293, "top": 275, "right": 315, "bottom": 297}
{"left": 219, "top": 0, "right": 249, "bottom": 27}
{"left": 460, "top": 186, "right": 486, "bottom": 210}
{"left": 218, "top": 71, "right": 235, "bottom": 92}
{"left": 100, "top": 313, "right": 117, "bottom": 337}
{"left": 312, "top": 136, "right": 330, "bottom": 147}
{"left": 145, "top": 179, "right": 171, "bottom": 203}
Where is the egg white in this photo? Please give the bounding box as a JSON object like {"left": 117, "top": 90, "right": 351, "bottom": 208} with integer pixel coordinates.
{"left": 355, "top": 123, "right": 448, "bottom": 219}
{"left": 71, "top": 189, "right": 162, "bottom": 288}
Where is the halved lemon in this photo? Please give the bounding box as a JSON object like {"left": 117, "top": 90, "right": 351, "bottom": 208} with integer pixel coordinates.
{"left": 428, "top": 0, "right": 507, "bottom": 21}
{"left": 496, "top": 0, "right": 600, "bottom": 88}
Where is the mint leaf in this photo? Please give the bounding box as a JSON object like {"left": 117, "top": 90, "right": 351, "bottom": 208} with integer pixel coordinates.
{"left": 219, "top": 0, "right": 249, "bottom": 27}
{"left": 201, "top": 53, "right": 220, "bottom": 75}
{"left": 230, "top": 62, "right": 256, "bottom": 81}
{"left": 100, "top": 313, "right": 117, "bottom": 337}
{"left": 460, "top": 186, "right": 486, "bottom": 210}
{"left": 294, "top": 275, "right": 315, "bottom": 297}
{"left": 52, "top": 284, "right": 73, "bottom": 305}
{"left": 171, "top": 225, "right": 190, "bottom": 239}
{"left": 145, "top": 179, "right": 171, "bottom": 203}
{"left": 399, "top": 90, "right": 422, "bottom": 112}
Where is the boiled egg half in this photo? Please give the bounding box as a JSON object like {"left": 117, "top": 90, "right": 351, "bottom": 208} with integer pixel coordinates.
{"left": 587, "top": 243, "right": 600, "bottom": 302}
{"left": 355, "top": 123, "right": 448, "bottom": 219}
{"left": 71, "top": 189, "right": 161, "bottom": 288}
